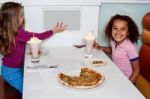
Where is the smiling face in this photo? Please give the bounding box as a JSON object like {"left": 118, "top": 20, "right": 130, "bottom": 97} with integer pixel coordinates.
{"left": 111, "top": 19, "right": 129, "bottom": 44}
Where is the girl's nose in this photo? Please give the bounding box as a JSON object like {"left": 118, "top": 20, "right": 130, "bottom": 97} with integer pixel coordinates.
{"left": 116, "top": 30, "right": 121, "bottom": 34}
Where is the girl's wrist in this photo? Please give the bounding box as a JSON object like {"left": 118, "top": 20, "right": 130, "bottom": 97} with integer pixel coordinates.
{"left": 99, "top": 46, "right": 104, "bottom": 51}
{"left": 52, "top": 30, "right": 56, "bottom": 34}
{"left": 97, "top": 46, "right": 102, "bottom": 50}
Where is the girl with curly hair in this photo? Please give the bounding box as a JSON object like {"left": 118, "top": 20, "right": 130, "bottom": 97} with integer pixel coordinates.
{"left": 94, "top": 14, "right": 140, "bottom": 83}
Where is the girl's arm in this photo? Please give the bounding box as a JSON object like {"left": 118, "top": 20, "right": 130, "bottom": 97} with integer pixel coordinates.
{"left": 129, "top": 60, "right": 140, "bottom": 83}
{"left": 93, "top": 42, "right": 112, "bottom": 54}
{"left": 19, "top": 22, "right": 67, "bottom": 42}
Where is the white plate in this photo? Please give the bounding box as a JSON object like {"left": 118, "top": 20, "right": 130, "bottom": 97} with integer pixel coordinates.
{"left": 80, "top": 58, "right": 106, "bottom": 67}
{"left": 57, "top": 69, "right": 105, "bottom": 91}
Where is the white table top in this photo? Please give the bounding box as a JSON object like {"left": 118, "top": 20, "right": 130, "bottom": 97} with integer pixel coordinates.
{"left": 23, "top": 47, "right": 145, "bottom": 99}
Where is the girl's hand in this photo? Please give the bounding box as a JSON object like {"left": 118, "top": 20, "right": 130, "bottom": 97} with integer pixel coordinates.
{"left": 93, "top": 42, "right": 100, "bottom": 49}
{"left": 93, "top": 42, "right": 112, "bottom": 54}
{"left": 52, "top": 22, "right": 67, "bottom": 33}
{"left": 129, "top": 77, "right": 136, "bottom": 84}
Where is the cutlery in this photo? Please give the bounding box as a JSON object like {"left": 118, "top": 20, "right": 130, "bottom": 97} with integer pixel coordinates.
{"left": 26, "top": 65, "right": 59, "bottom": 69}
{"left": 73, "top": 45, "right": 86, "bottom": 48}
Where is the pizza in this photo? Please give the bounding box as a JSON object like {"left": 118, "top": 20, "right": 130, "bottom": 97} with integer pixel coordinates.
{"left": 82, "top": 58, "right": 106, "bottom": 67}
{"left": 92, "top": 60, "right": 106, "bottom": 66}
{"left": 58, "top": 68, "right": 105, "bottom": 89}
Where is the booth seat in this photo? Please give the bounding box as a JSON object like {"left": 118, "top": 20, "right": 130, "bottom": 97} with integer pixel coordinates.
{"left": 142, "top": 12, "right": 150, "bottom": 31}
{"left": 135, "top": 74, "right": 150, "bottom": 99}
{"left": 0, "top": 76, "right": 22, "bottom": 99}
{"left": 135, "top": 29, "right": 150, "bottom": 99}
{"left": 140, "top": 29, "right": 150, "bottom": 82}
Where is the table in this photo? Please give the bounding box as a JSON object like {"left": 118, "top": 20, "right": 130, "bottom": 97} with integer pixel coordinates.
{"left": 23, "top": 47, "right": 145, "bottom": 99}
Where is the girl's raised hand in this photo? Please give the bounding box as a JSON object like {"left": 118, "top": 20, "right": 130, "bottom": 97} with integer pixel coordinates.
{"left": 52, "top": 22, "right": 67, "bottom": 33}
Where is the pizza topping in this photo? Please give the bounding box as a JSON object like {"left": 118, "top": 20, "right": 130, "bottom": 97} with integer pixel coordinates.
{"left": 58, "top": 68, "right": 104, "bottom": 87}
{"left": 93, "top": 60, "right": 104, "bottom": 65}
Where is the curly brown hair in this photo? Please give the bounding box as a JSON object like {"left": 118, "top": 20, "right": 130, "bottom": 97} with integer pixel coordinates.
{"left": 105, "top": 14, "right": 140, "bottom": 43}
{"left": 0, "top": 2, "right": 24, "bottom": 55}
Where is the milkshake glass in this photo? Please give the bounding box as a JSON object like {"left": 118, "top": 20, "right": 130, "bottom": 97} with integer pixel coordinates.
{"left": 84, "top": 32, "right": 96, "bottom": 58}
{"left": 27, "top": 37, "right": 42, "bottom": 62}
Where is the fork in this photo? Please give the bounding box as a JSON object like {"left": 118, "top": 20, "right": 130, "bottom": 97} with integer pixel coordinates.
{"left": 26, "top": 65, "right": 59, "bottom": 69}
{"left": 73, "top": 45, "right": 86, "bottom": 48}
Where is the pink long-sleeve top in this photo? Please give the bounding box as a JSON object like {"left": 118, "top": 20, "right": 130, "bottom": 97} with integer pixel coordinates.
{"left": 2, "top": 28, "right": 53, "bottom": 68}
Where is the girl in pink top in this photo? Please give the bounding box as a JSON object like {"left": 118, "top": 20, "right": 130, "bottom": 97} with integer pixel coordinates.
{"left": 94, "top": 14, "right": 140, "bottom": 83}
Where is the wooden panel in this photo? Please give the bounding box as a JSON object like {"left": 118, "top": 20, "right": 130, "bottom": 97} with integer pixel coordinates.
{"left": 0, "top": 76, "right": 22, "bottom": 99}
{"left": 135, "top": 75, "right": 150, "bottom": 99}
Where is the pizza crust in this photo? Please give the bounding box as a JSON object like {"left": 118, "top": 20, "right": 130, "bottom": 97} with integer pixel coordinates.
{"left": 58, "top": 68, "right": 105, "bottom": 89}
{"left": 92, "top": 59, "right": 106, "bottom": 66}
{"left": 82, "top": 58, "right": 106, "bottom": 67}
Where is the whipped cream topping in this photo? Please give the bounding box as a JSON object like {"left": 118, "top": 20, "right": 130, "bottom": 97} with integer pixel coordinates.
{"left": 27, "top": 37, "right": 42, "bottom": 44}
{"left": 84, "top": 32, "right": 96, "bottom": 40}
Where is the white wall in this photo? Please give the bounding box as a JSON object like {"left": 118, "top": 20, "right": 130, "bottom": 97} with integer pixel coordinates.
{"left": 101, "top": 0, "right": 150, "bottom": 3}
{"left": 24, "top": 6, "right": 99, "bottom": 48}
{"left": 0, "top": 0, "right": 101, "bottom": 6}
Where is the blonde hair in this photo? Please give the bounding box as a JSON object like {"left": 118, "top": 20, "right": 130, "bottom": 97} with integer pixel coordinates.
{"left": 0, "top": 2, "right": 24, "bottom": 55}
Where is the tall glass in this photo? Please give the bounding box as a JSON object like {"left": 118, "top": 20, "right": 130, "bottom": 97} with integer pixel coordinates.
{"left": 84, "top": 39, "right": 95, "bottom": 58}
{"left": 27, "top": 37, "right": 42, "bottom": 63}
{"left": 84, "top": 32, "right": 96, "bottom": 58}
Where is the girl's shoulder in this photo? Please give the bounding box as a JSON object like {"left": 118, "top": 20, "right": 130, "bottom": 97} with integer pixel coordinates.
{"left": 126, "top": 39, "right": 137, "bottom": 47}
{"left": 121, "top": 39, "right": 136, "bottom": 46}
{"left": 124, "top": 39, "right": 138, "bottom": 51}
{"left": 18, "top": 27, "right": 25, "bottom": 33}
{"left": 17, "top": 27, "right": 29, "bottom": 36}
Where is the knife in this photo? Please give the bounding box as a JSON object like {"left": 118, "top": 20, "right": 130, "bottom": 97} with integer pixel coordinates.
{"left": 26, "top": 65, "right": 59, "bottom": 69}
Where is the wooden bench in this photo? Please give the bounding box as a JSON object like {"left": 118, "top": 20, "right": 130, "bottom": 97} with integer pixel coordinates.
{"left": 0, "top": 76, "right": 22, "bottom": 99}
{"left": 135, "top": 74, "right": 150, "bottom": 99}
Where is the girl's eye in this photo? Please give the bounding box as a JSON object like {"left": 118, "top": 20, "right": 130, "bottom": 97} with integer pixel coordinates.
{"left": 112, "top": 27, "right": 117, "bottom": 30}
{"left": 121, "top": 28, "right": 127, "bottom": 31}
